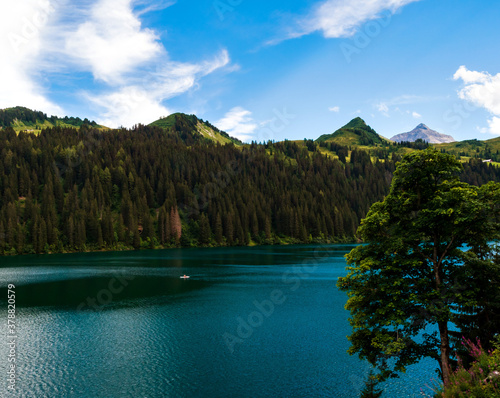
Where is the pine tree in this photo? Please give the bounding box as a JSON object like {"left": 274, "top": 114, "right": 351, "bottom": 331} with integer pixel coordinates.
{"left": 224, "top": 213, "right": 234, "bottom": 245}
{"left": 264, "top": 215, "right": 272, "bottom": 241}
{"left": 142, "top": 210, "right": 154, "bottom": 240}
{"left": 67, "top": 215, "right": 75, "bottom": 248}
{"left": 16, "top": 224, "right": 24, "bottom": 254}
{"left": 170, "top": 206, "right": 182, "bottom": 244}
{"left": 36, "top": 217, "right": 47, "bottom": 254}
{"left": 359, "top": 371, "right": 383, "bottom": 398}
{"left": 214, "top": 213, "right": 223, "bottom": 244}
{"left": 101, "top": 208, "right": 114, "bottom": 246}
{"left": 0, "top": 221, "right": 5, "bottom": 253}
{"left": 132, "top": 228, "right": 141, "bottom": 250}
{"left": 199, "top": 213, "right": 211, "bottom": 245}
{"left": 116, "top": 214, "right": 125, "bottom": 243}
{"left": 158, "top": 207, "right": 170, "bottom": 244}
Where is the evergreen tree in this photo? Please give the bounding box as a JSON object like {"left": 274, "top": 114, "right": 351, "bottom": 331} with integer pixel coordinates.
{"left": 199, "top": 213, "right": 211, "bottom": 245}
{"left": 170, "top": 206, "right": 182, "bottom": 244}
{"left": 359, "top": 371, "right": 383, "bottom": 398}
{"left": 338, "top": 148, "right": 500, "bottom": 387}
{"left": 214, "top": 213, "right": 223, "bottom": 245}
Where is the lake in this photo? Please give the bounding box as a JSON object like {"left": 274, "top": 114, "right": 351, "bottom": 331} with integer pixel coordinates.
{"left": 0, "top": 245, "right": 437, "bottom": 397}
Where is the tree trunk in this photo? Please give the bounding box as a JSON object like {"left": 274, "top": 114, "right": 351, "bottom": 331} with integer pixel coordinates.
{"left": 438, "top": 320, "right": 452, "bottom": 387}
{"left": 434, "top": 235, "right": 451, "bottom": 387}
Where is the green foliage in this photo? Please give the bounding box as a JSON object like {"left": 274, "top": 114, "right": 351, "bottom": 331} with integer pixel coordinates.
{"left": 149, "top": 113, "right": 242, "bottom": 145}
{"left": 2, "top": 123, "right": 500, "bottom": 259}
{"left": 436, "top": 136, "right": 500, "bottom": 162}
{"left": 0, "top": 123, "right": 399, "bottom": 255}
{"left": 337, "top": 148, "right": 500, "bottom": 385}
{"left": 360, "top": 371, "right": 384, "bottom": 398}
{"left": 316, "top": 117, "right": 388, "bottom": 146}
{"left": 0, "top": 106, "right": 101, "bottom": 130}
{"left": 432, "top": 337, "right": 500, "bottom": 398}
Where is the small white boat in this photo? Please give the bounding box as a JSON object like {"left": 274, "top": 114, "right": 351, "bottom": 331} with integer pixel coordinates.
{"left": 180, "top": 275, "right": 190, "bottom": 279}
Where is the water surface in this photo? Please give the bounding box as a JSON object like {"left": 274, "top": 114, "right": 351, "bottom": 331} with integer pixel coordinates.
{"left": 0, "top": 245, "right": 437, "bottom": 397}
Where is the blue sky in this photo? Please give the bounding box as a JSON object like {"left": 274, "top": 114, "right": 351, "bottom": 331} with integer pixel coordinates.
{"left": 1, "top": 0, "right": 500, "bottom": 142}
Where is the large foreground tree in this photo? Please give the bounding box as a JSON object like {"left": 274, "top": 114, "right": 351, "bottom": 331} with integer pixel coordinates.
{"left": 337, "top": 148, "right": 500, "bottom": 388}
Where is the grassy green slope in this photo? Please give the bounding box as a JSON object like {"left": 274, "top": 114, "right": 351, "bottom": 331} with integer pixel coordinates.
{"left": 0, "top": 106, "right": 107, "bottom": 134}
{"left": 433, "top": 137, "right": 500, "bottom": 166}
{"left": 149, "top": 113, "right": 242, "bottom": 145}
{"left": 316, "top": 117, "right": 391, "bottom": 146}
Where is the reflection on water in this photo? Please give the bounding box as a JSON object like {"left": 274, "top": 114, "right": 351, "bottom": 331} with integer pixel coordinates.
{"left": 0, "top": 245, "right": 436, "bottom": 397}
{"left": 0, "top": 276, "right": 210, "bottom": 309}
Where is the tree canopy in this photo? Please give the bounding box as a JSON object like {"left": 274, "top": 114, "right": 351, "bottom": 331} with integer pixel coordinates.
{"left": 337, "top": 148, "right": 500, "bottom": 389}
{"left": 1, "top": 125, "right": 500, "bottom": 257}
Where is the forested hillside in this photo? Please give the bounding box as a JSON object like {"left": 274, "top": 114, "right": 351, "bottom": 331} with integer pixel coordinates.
{"left": 0, "top": 123, "right": 499, "bottom": 255}
{"left": 149, "top": 113, "right": 242, "bottom": 145}
{"left": 0, "top": 106, "right": 103, "bottom": 132}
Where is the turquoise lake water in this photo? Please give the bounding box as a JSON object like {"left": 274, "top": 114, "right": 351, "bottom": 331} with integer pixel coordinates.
{"left": 0, "top": 245, "right": 438, "bottom": 397}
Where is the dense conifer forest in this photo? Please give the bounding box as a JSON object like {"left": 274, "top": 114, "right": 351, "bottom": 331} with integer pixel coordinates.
{"left": 0, "top": 106, "right": 100, "bottom": 129}
{"left": 1, "top": 123, "right": 500, "bottom": 255}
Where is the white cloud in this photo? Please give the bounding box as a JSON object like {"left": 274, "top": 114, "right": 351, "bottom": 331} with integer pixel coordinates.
{"left": 329, "top": 106, "right": 340, "bottom": 112}
{"left": 453, "top": 66, "right": 500, "bottom": 135}
{"left": 135, "top": 0, "right": 176, "bottom": 16}
{"left": 376, "top": 103, "right": 389, "bottom": 116}
{"left": 215, "top": 107, "right": 258, "bottom": 142}
{"left": 487, "top": 117, "right": 500, "bottom": 135}
{"left": 89, "top": 87, "right": 171, "bottom": 128}
{"left": 274, "top": 0, "right": 419, "bottom": 43}
{"left": 65, "top": 0, "right": 163, "bottom": 84}
{"left": 453, "top": 65, "right": 492, "bottom": 85}
{"left": 0, "top": 0, "right": 63, "bottom": 114}
{"left": 69, "top": 0, "right": 231, "bottom": 127}
{"left": 0, "top": 0, "right": 233, "bottom": 127}
{"left": 412, "top": 111, "right": 421, "bottom": 119}
{"left": 90, "top": 50, "right": 231, "bottom": 127}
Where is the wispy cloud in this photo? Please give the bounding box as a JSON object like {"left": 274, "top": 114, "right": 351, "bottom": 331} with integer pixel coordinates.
{"left": 134, "top": 0, "right": 176, "bottom": 16}
{"left": 453, "top": 65, "right": 500, "bottom": 135}
{"left": 64, "top": 0, "right": 163, "bottom": 84}
{"left": 0, "top": 0, "right": 233, "bottom": 126}
{"left": 375, "top": 94, "right": 442, "bottom": 118}
{"left": 269, "top": 0, "right": 419, "bottom": 44}
{"left": 377, "top": 103, "right": 389, "bottom": 116}
{"left": 90, "top": 50, "right": 231, "bottom": 127}
{"left": 215, "top": 107, "right": 258, "bottom": 142}
{"left": 0, "top": 0, "right": 63, "bottom": 114}
{"left": 65, "top": 0, "right": 232, "bottom": 127}
{"left": 329, "top": 106, "right": 340, "bottom": 112}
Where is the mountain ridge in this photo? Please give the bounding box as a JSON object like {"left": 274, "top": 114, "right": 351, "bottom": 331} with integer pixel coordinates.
{"left": 391, "top": 123, "right": 455, "bottom": 144}
{"left": 148, "top": 113, "right": 242, "bottom": 146}
{"left": 0, "top": 106, "right": 105, "bottom": 132}
{"left": 2, "top": 107, "right": 499, "bottom": 162}
{"left": 315, "top": 117, "right": 389, "bottom": 146}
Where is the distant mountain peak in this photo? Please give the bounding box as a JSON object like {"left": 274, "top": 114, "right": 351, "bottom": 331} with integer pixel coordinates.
{"left": 391, "top": 124, "right": 455, "bottom": 144}
{"left": 342, "top": 117, "right": 369, "bottom": 130}
{"left": 415, "top": 123, "right": 429, "bottom": 129}
{"left": 315, "top": 117, "right": 388, "bottom": 146}
{"left": 149, "top": 113, "right": 242, "bottom": 145}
